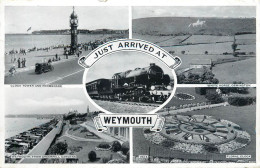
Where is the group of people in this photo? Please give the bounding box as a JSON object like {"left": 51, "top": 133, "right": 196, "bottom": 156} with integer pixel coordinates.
{"left": 47, "top": 54, "right": 61, "bottom": 63}
{"left": 17, "top": 58, "right": 26, "bottom": 68}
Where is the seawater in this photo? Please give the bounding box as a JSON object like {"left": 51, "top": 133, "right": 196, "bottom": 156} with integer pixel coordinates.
{"left": 5, "top": 117, "right": 51, "bottom": 139}
{"left": 5, "top": 34, "right": 113, "bottom": 52}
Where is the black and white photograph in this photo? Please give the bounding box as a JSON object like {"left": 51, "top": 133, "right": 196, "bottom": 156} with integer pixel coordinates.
{"left": 132, "top": 6, "right": 256, "bottom": 84}
{"left": 5, "top": 87, "right": 130, "bottom": 164}
{"left": 133, "top": 87, "right": 256, "bottom": 163}
{"left": 4, "top": 6, "right": 129, "bottom": 85}
{"left": 85, "top": 51, "right": 175, "bottom": 113}
{"left": 1, "top": 1, "right": 259, "bottom": 167}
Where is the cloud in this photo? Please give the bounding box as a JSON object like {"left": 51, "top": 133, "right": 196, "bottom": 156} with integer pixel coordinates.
{"left": 16, "top": 97, "right": 84, "bottom": 107}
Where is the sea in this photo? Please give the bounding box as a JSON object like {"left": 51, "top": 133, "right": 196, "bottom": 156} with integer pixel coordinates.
{"left": 5, "top": 34, "right": 118, "bottom": 52}
{"left": 5, "top": 117, "right": 51, "bottom": 139}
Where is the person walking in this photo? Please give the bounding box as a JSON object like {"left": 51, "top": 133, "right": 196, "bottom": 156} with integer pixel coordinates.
{"left": 21, "top": 58, "right": 24, "bottom": 68}
{"left": 17, "top": 58, "right": 21, "bottom": 68}
{"left": 23, "top": 58, "right": 26, "bottom": 67}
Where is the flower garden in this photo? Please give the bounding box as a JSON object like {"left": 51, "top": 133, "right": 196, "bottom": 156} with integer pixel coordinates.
{"left": 143, "top": 115, "right": 251, "bottom": 154}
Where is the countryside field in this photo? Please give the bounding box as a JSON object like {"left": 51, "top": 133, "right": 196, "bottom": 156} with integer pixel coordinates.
{"left": 133, "top": 33, "right": 256, "bottom": 84}
{"left": 133, "top": 17, "right": 256, "bottom": 84}
{"left": 213, "top": 57, "right": 256, "bottom": 84}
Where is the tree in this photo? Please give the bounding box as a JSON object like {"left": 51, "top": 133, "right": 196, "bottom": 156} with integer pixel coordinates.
{"left": 205, "top": 92, "right": 224, "bottom": 104}
{"left": 112, "top": 141, "right": 121, "bottom": 152}
{"left": 88, "top": 151, "right": 97, "bottom": 162}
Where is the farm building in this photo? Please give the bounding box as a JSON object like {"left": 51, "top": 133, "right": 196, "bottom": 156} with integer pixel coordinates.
{"left": 190, "top": 59, "right": 212, "bottom": 69}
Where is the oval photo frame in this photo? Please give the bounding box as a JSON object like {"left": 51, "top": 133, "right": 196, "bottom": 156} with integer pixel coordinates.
{"left": 81, "top": 39, "right": 181, "bottom": 114}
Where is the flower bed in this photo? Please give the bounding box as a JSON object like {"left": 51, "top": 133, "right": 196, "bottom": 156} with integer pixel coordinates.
{"left": 95, "top": 143, "right": 112, "bottom": 151}
{"left": 143, "top": 131, "right": 166, "bottom": 145}
{"left": 170, "top": 142, "right": 205, "bottom": 154}
{"left": 174, "top": 92, "right": 195, "bottom": 100}
{"left": 143, "top": 116, "right": 251, "bottom": 154}
{"left": 107, "top": 159, "right": 126, "bottom": 163}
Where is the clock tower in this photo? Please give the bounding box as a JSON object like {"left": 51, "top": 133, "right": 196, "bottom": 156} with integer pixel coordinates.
{"left": 70, "top": 7, "right": 78, "bottom": 54}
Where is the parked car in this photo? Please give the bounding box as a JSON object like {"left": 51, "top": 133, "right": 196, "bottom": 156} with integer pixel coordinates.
{"left": 35, "top": 63, "right": 54, "bottom": 74}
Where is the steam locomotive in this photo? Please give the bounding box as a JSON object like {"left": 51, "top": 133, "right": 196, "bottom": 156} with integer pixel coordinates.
{"left": 86, "top": 63, "right": 173, "bottom": 103}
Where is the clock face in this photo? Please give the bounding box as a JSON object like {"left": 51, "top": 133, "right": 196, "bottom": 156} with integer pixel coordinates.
{"left": 75, "top": 19, "right": 78, "bottom": 24}
{"left": 70, "top": 19, "right": 74, "bottom": 24}
{"left": 161, "top": 115, "right": 237, "bottom": 145}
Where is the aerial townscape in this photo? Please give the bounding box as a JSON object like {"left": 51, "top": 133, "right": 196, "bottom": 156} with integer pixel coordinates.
{"left": 5, "top": 109, "right": 130, "bottom": 164}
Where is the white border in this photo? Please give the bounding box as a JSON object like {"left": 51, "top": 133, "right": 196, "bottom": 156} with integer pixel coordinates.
{"left": 0, "top": 0, "right": 259, "bottom": 167}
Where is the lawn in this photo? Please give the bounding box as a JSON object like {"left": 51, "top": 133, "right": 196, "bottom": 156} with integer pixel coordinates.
{"left": 60, "top": 136, "right": 123, "bottom": 163}
{"left": 67, "top": 125, "right": 100, "bottom": 139}
{"left": 165, "top": 87, "right": 208, "bottom": 107}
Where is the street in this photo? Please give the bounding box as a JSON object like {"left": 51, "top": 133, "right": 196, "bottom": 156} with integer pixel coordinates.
{"left": 5, "top": 58, "right": 84, "bottom": 85}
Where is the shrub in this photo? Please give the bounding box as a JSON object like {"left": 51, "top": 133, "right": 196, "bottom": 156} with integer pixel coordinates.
{"left": 49, "top": 141, "right": 68, "bottom": 155}
{"left": 126, "top": 151, "right": 130, "bottom": 162}
{"left": 111, "top": 141, "right": 121, "bottom": 152}
{"left": 97, "top": 143, "right": 110, "bottom": 149}
{"left": 121, "top": 142, "right": 129, "bottom": 155}
{"left": 102, "top": 154, "right": 112, "bottom": 163}
{"left": 88, "top": 151, "right": 97, "bottom": 162}
{"left": 161, "top": 140, "right": 175, "bottom": 147}
{"left": 228, "top": 97, "right": 255, "bottom": 106}
{"left": 205, "top": 92, "right": 224, "bottom": 104}
{"left": 204, "top": 145, "right": 218, "bottom": 153}
{"left": 144, "top": 129, "right": 152, "bottom": 134}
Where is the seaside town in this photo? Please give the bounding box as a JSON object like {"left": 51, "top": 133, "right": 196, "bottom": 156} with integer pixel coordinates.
{"left": 5, "top": 108, "right": 130, "bottom": 164}
{"left": 5, "top": 6, "right": 128, "bottom": 84}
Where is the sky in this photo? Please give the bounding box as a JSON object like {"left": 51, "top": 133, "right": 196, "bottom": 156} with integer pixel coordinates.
{"left": 133, "top": 6, "right": 256, "bottom": 19}
{"left": 5, "top": 6, "right": 129, "bottom": 34}
{"left": 5, "top": 87, "right": 98, "bottom": 115}
{"left": 86, "top": 51, "right": 173, "bottom": 82}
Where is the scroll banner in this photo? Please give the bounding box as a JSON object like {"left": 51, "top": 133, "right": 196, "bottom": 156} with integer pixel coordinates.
{"left": 94, "top": 114, "right": 165, "bottom": 132}
{"left": 78, "top": 39, "right": 181, "bottom": 69}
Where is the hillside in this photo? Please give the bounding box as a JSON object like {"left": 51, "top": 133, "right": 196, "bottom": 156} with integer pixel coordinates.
{"left": 32, "top": 29, "right": 129, "bottom": 35}
{"left": 133, "top": 17, "right": 256, "bottom": 36}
